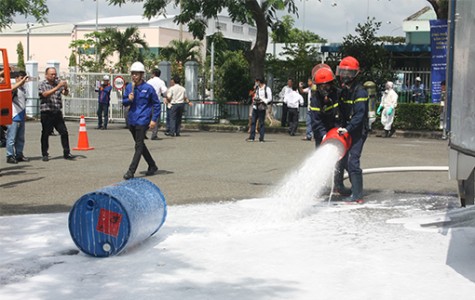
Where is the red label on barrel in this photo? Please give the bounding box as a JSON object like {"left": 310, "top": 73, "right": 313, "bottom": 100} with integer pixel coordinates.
{"left": 96, "top": 208, "right": 123, "bottom": 237}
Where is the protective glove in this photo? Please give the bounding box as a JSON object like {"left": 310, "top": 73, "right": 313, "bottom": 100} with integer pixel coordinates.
{"left": 377, "top": 105, "right": 383, "bottom": 116}
{"left": 337, "top": 127, "right": 348, "bottom": 135}
{"left": 387, "top": 107, "right": 393, "bottom": 115}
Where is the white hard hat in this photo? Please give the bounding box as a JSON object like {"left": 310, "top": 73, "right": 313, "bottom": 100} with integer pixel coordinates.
{"left": 130, "top": 61, "right": 145, "bottom": 73}
{"left": 415, "top": 77, "right": 421, "bottom": 82}
{"left": 103, "top": 75, "right": 110, "bottom": 80}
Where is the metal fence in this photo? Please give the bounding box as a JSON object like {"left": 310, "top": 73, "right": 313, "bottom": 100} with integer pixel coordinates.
{"left": 58, "top": 69, "right": 433, "bottom": 124}
{"left": 60, "top": 71, "right": 309, "bottom": 123}
{"left": 393, "top": 68, "right": 432, "bottom": 103}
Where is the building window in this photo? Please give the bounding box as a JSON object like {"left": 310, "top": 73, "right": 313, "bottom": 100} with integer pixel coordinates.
{"left": 216, "top": 22, "right": 227, "bottom": 31}
{"left": 232, "top": 25, "right": 243, "bottom": 34}
{"left": 249, "top": 28, "right": 257, "bottom": 36}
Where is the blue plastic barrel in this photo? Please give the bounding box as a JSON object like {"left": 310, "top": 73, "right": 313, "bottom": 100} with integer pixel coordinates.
{"left": 68, "top": 178, "right": 167, "bottom": 257}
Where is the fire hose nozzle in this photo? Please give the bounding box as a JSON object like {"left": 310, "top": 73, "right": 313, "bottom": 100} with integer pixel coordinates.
{"left": 321, "top": 128, "right": 352, "bottom": 158}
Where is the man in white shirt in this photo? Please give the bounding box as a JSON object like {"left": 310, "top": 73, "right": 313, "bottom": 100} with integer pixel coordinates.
{"left": 279, "top": 78, "right": 293, "bottom": 127}
{"left": 147, "top": 69, "right": 167, "bottom": 140}
{"left": 165, "top": 75, "right": 192, "bottom": 137}
{"left": 283, "top": 85, "right": 304, "bottom": 136}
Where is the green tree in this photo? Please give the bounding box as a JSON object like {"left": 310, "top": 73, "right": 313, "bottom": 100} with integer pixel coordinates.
{"left": 108, "top": 0, "right": 298, "bottom": 80}
{"left": 69, "top": 27, "right": 148, "bottom": 72}
{"left": 271, "top": 15, "right": 327, "bottom": 44}
{"left": 377, "top": 36, "right": 405, "bottom": 45}
{"left": 69, "top": 36, "right": 101, "bottom": 72}
{"left": 215, "top": 50, "right": 250, "bottom": 102}
{"left": 68, "top": 52, "right": 77, "bottom": 68}
{"left": 338, "top": 18, "right": 394, "bottom": 87}
{"left": 16, "top": 42, "right": 25, "bottom": 70}
{"left": 0, "top": 0, "right": 48, "bottom": 29}
{"left": 160, "top": 39, "right": 201, "bottom": 64}
{"left": 159, "top": 39, "right": 201, "bottom": 78}
{"left": 94, "top": 27, "right": 149, "bottom": 73}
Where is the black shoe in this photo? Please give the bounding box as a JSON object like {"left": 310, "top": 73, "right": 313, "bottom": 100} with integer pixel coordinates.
{"left": 101, "top": 127, "right": 107, "bottom": 130}
{"left": 16, "top": 156, "right": 30, "bottom": 162}
{"left": 388, "top": 128, "right": 395, "bottom": 137}
{"left": 95, "top": 126, "right": 103, "bottom": 130}
{"left": 6, "top": 156, "right": 17, "bottom": 164}
{"left": 259, "top": 139, "right": 265, "bottom": 143}
{"left": 42, "top": 156, "right": 49, "bottom": 162}
{"left": 123, "top": 171, "right": 134, "bottom": 180}
{"left": 151, "top": 136, "right": 161, "bottom": 140}
{"left": 144, "top": 135, "right": 149, "bottom": 140}
{"left": 145, "top": 165, "right": 158, "bottom": 176}
{"left": 64, "top": 154, "right": 76, "bottom": 160}
{"left": 164, "top": 132, "right": 171, "bottom": 136}
{"left": 175, "top": 133, "right": 181, "bottom": 137}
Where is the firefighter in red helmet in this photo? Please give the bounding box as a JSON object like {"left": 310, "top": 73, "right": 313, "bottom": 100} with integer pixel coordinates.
{"left": 309, "top": 67, "right": 352, "bottom": 196}
{"left": 335, "top": 56, "right": 369, "bottom": 204}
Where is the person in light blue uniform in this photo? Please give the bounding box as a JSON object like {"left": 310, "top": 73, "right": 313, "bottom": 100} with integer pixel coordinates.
{"left": 122, "top": 62, "right": 161, "bottom": 180}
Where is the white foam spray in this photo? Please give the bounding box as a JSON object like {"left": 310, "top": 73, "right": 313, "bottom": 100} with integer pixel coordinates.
{"left": 261, "top": 141, "right": 344, "bottom": 222}
{"left": 222, "top": 141, "right": 346, "bottom": 234}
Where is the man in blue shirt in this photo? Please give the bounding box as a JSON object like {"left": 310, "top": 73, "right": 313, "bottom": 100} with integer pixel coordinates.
{"left": 122, "top": 62, "right": 161, "bottom": 180}
{"left": 95, "top": 75, "right": 112, "bottom": 130}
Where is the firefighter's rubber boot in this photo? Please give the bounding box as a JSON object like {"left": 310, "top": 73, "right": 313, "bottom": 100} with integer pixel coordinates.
{"left": 349, "top": 173, "right": 364, "bottom": 204}
{"left": 334, "top": 165, "right": 352, "bottom": 196}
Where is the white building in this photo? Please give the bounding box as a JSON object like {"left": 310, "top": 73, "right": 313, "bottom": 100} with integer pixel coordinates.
{"left": 0, "top": 15, "right": 257, "bottom": 73}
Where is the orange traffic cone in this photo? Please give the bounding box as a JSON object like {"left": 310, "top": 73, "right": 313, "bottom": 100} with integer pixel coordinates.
{"left": 73, "top": 115, "right": 94, "bottom": 151}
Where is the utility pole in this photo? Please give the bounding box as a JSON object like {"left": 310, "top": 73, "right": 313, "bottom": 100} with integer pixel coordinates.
{"left": 95, "top": 0, "right": 99, "bottom": 62}
{"left": 210, "top": 39, "right": 215, "bottom": 100}
{"left": 179, "top": 0, "right": 183, "bottom": 41}
{"left": 26, "top": 21, "right": 31, "bottom": 61}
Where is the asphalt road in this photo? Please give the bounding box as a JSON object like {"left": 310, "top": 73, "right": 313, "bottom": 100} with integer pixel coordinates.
{"left": 0, "top": 120, "right": 457, "bottom": 215}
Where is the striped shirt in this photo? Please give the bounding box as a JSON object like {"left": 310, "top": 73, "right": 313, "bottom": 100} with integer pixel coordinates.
{"left": 39, "top": 80, "right": 64, "bottom": 112}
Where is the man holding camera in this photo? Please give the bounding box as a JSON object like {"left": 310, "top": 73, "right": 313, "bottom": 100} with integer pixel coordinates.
{"left": 95, "top": 75, "right": 112, "bottom": 130}
{"left": 38, "top": 67, "right": 75, "bottom": 161}
{"left": 246, "top": 78, "right": 272, "bottom": 142}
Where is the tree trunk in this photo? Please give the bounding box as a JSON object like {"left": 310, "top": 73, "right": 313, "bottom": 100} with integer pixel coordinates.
{"left": 427, "top": 0, "right": 449, "bottom": 19}
{"left": 245, "top": 0, "right": 268, "bottom": 81}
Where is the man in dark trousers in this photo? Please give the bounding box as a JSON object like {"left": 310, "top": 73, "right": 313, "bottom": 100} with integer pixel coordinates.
{"left": 95, "top": 75, "right": 112, "bottom": 130}
{"left": 38, "top": 67, "right": 75, "bottom": 161}
{"left": 336, "top": 56, "right": 369, "bottom": 204}
{"left": 122, "top": 62, "right": 161, "bottom": 180}
{"left": 310, "top": 67, "right": 351, "bottom": 196}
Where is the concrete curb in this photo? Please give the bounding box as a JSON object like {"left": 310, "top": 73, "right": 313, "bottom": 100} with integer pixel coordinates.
{"left": 180, "top": 123, "right": 445, "bottom": 139}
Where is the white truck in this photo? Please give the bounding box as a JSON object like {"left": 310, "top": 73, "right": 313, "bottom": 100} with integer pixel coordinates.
{"left": 447, "top": 0, "right": 475, "bottom": 206}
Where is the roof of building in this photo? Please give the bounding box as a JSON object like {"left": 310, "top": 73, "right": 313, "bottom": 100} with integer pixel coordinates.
{"left": 1, "top": 23, "right": 75, "bottom": 35}
{"left": 76, "top": 15, "right": 177, "bottom": 29}
{"left": 404, "top": 6, "right": 436, "bottom": 21}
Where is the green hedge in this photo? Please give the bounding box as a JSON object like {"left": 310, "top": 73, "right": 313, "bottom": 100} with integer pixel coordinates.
{"left": 373, "top": 103, "right": 441, "bottom": 131}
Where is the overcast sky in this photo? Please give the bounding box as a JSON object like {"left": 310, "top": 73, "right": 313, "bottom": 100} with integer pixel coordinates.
{"left": 19, "top": 0, "right": 431, "bottom": 43}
